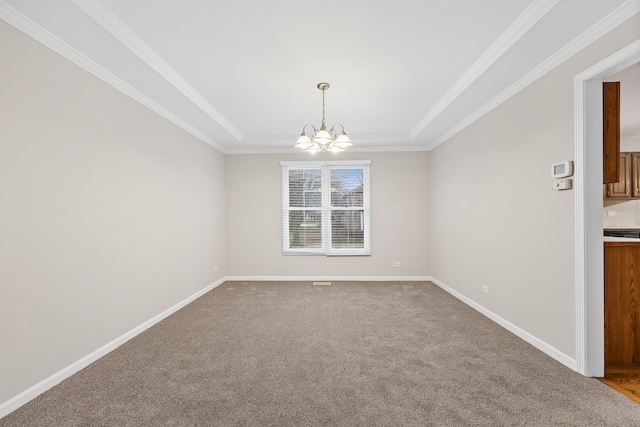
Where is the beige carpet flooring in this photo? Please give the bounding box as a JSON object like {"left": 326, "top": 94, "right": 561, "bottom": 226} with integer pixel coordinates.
{"left": 2, "top": 280, "right": 640, "bottom": 426}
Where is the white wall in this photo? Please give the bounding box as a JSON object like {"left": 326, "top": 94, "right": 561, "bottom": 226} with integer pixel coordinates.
{"left": 0, "top": 20, "right": 226, "bottom": 404}
{"left": 226, "top": 151, "right": 429, "bottom": 278}
{"left": 429, "top": 14, "right": 640, "bottom": 360}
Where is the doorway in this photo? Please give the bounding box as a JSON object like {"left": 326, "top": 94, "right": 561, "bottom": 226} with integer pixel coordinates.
{"left": 576, "top": 40, "right": 640, "bottom": 377}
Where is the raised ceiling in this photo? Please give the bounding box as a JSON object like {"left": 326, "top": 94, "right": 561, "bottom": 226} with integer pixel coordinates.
{"left": 1, "top": 0, "right": 637, "bottom": 153}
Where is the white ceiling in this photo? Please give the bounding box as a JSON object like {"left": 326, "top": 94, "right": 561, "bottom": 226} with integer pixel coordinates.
{"left": 1, "top": 0, "right": 638, "bottom": 153}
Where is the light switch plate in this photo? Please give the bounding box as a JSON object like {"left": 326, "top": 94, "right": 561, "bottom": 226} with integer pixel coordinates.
{"left": 553, "top": 178, "right": 572, "bottom": 191}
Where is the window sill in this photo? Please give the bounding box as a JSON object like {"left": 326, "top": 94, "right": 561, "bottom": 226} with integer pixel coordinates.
{"left": 283, "top": 252, "right": 371, "bottom": 257}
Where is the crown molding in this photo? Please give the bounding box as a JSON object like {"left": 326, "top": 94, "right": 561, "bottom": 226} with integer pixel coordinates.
{"left": 410, "top": 0, "right": 560, "bottom": 140}
{"left": 228, "top": 132, "right": 427, "bottom": 154}
{"left": 72, "top": 0, "right": 243, "bottom": 143}
{"left": 427, "top": 0, "right": 640, "bottom": 151}
{"left": 225, "top": 144, "right": 430, "bottom": 155}
{"left": 4, "top": 0, "right": 636, "bottom": 155}
{"left": 241, "top": 132, "right": 412, "bottom": 145}
{"left": 0, "top": 1, "right": 227, "bottom": 154}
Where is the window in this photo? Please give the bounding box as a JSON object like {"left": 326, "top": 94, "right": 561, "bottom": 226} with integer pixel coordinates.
{"left": 281, "top": 160, "right": 371, "bottom": 256}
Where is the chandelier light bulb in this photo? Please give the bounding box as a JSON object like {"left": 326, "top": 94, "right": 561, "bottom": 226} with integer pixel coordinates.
{"left": 295, "top": 133, "right": 313, "bottom": 149}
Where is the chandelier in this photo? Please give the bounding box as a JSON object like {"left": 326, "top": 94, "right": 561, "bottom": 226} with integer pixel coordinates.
{"left": 295, "top": 82, "right": 352, "bottom": 153}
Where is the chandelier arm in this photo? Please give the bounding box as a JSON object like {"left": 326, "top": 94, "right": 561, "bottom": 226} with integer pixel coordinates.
{"left": 301, "top": 124, "right": 318, "bottom": 135}
{"left": 329, "top": 123, "right": 346, "bottom": 133}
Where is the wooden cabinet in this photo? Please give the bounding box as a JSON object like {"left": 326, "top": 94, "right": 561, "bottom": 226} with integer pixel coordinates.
{"left": 604, "top": 152, "right": 640, "bottom": 199}
{"left": 603, "top": 82, "right": 621, "bottom": 184}
{"left": 605, "top": 242, "right": 640, "bottom": 366}
{"left": 605, "top": 153, "right": 632, "bottom": 198}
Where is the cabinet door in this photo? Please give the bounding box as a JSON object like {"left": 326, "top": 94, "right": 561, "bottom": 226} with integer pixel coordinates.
{"left": 605, "top": 244, "right": 640, "bottom": 366}
{"left": 605, "top": 152, "right": 632, "bottom": 199}
{"left": 632, "top": 153, "right": 640, "bottom": 198}
{"left": 603, "top": 82, "right": 621, "bottom": 184}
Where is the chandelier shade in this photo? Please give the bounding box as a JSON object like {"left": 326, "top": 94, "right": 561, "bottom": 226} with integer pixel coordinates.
{"left": 295, "top": 82, "right": 352, "bottom": 153}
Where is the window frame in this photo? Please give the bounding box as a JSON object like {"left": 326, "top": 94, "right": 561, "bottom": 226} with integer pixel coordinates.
{"left": 281, "top": 160, "right": 371, "bottom": 256}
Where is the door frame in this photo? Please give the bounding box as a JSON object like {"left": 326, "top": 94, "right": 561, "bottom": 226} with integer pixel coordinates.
{"left": 575, "top": 40, "right": 640, "bottom": 376}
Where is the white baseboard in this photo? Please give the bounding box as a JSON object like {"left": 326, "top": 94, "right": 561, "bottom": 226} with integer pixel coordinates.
{"left": 0, "top": 278, "right": 225, "bottom": 420}
{"left": 225, "top": 275, "right": 432, "bottom": 282}
{"left": 429, "top": 276, "right": 577, "bottom": 371}
{"left": 1, "top": 274, "right": 577, "bottom": 419}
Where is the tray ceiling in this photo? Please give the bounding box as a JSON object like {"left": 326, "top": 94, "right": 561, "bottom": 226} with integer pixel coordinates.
{"left": 1, "top": 0, "right": 637, "bottom": 153}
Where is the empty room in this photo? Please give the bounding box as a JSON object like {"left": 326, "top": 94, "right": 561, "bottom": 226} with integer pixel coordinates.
{"left": 2, "top": 0, "right": 640, "bottom": 425}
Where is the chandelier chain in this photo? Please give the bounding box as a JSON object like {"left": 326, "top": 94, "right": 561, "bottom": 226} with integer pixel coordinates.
{"left": 321, "top": 87, "right": 326, "bottom": 128}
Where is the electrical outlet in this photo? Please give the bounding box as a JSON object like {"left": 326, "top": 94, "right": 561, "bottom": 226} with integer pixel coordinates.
{"left": 393, "top": 261, "right": 402, "bottom": 267}
{"left": 482, "top": 285, "right": 490, "bottom": 294}
{"left": 214, "top": 265, "right": 219, "bottom": 272}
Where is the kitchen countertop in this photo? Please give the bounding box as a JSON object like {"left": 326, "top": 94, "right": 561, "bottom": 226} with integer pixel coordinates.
{"left": 604, "top": 236, "right": 640, "bottom": 242}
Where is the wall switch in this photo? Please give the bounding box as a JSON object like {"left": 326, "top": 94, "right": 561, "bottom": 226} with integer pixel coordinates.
{"left": 482, "top": 285, "right": 490, "bottom": 294}
{"left": 214, "top": 265, "right": 219, "bottom": 272}
{"left": 607, "top": 211, "right": 616, "bottom": 217}
{"left": 552, "top": 178, "right": 572, "bottom": 191}
{"left": 393, "top": 261, "right": 402, "bottom": 267}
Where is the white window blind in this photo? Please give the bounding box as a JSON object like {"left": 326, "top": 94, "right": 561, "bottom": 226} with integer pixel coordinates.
{"left": 281, "top": 161, "right": 371, "bottom": 256}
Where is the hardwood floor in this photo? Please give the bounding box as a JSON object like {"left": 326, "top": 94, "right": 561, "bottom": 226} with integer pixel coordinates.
{"left": 600, "top": 365, "right": 640, "bottom": 404}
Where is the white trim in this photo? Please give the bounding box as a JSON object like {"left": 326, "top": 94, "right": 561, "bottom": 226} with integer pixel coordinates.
{"left": 0, "top": 278, "right": 225, "bottom": 419}
{"left": 574, "top": 73, "right": 588, "bottom": 376}
{"left": 574, "top": 39, "right": 640, "bottom": 92}
{"left": 226, "top": 274, "right": 576, "bottom": 369}
{"left": 281, "top": 162, "right": 372, "bottom": 256}
{"left": 280, "top": 161, "right": 325, "bottom": 167}
{"left": 326, "top": 160, "right": 372, "bottom": 166}
{"left": 574, "top": 40, "right": 640, "bottom": 377}
{"left": 427, "top": 0, "right": 640, "bottom": 151}
{"left": 1, "top": 273, "right": 580, "bottom": 419}
{"left": 225, "top": 276, "right": 432, "bottom": 282}
{"left": 227, "top": 145, "right": 431, "bottom": 155}
{"left": 280, "top": 160, "right": 371, "bottom": 166}
{"left": 410, "top": 0, "right": 559, "bottom": 139}
{"left": 430, "top": 277, "right": 577, "bottom": 371}
{"left": 243, "top": 132, "right": 412, "bottom": 146}
{"left": 0, "top": 1, "right": 226, "bottom": 153}
{"left": 71, "top": 0, "right": 243, "bottom": 142}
